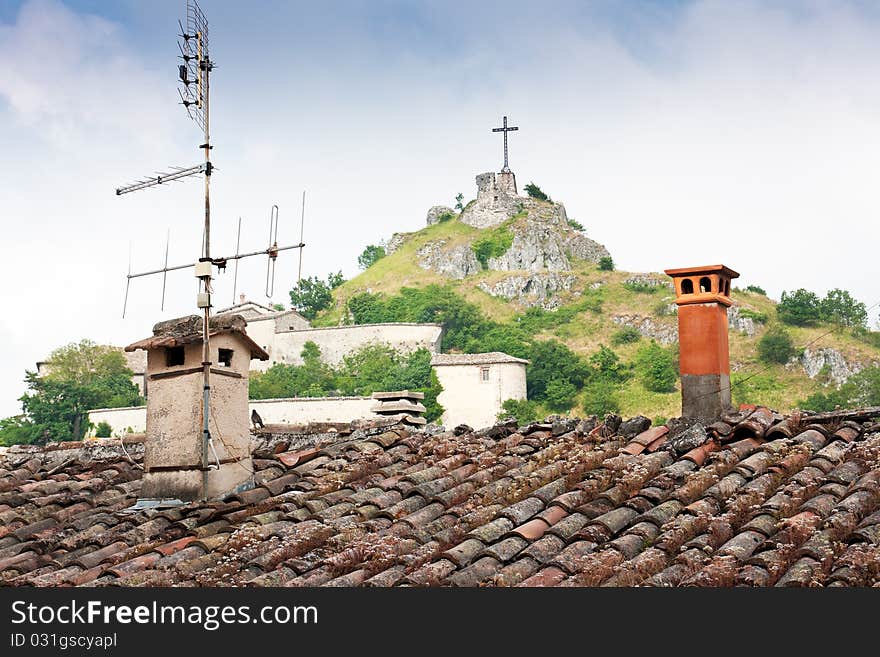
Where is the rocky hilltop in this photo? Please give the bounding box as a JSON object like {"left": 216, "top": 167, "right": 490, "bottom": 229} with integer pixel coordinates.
{"left": 389, "top": 171, "right": 610, "bottom": 309}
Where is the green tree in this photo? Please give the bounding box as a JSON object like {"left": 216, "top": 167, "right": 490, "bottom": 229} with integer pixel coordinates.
{"left": 598, "top": 256, "right": 614, "bottom": 271}
{"left": 357, "top": 244, "right": 386, "bottom": 270}
{"left": 588, "top": 345, "right": 630, "bottom": 384}
{"left": 524, "top": 182, "right": 550, "bottom": 202}
{"left": 249, "top": 342, "right": 336, "bottom": 399}
{"left": 526, "top": 340, "right": 590, "bottom": 402}
{"left": 272, "top": 303, "right": 286, "bottom": 311}
{"left": 757, "top": 326, "right": 797, "bottom": 364}
{"left": 777, "top": 289, "right": 820, "bottom": 326}
{"left": 498, "top": 398, "right": 540, "bottom": 424}
{"left": 15, "top": 341, "right": 143, "bottom": 443}
{"left": 819, "top": 288, "right": 867, "bottom": 328}
{"left": 346, "top": 285, "right": 491, "bottom": 353}
{"left": 0, "top": 416, "right": 41, "bottom": 447}
{"left": 745, "top": 285, "right": 767, "bottom": 295}
{"left": 567, "top": 218, "right": 585, "bottom": 231}
{"left": 454, "top": 193, "right": 464, "bottom": 212}
{"left": 544, "top": 378, "right": 578, "bottom": 412}
{"left": 95, "top": 421, "right": 113, "bottom": 438}
{"left": 289, "top": 271, "right": 345, "bottom": 320}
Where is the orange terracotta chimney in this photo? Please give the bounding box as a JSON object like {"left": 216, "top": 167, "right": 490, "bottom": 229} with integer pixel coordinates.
{"left": 664, "top": 264, "right": 740, "bottom": 421}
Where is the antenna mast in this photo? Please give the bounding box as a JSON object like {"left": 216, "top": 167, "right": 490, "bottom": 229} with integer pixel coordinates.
{"left": 114, "top": 1, "right": 304, "bottom": 500}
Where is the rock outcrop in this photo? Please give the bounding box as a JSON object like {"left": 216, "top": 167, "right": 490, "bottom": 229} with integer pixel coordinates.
{"left": 727, "top": 307, "right": 756, "bottom": 336}
{"left": 416, "top": 169, "right": 613, "bottom": 307}
{"left": 478, "top": 273, "right": 576, "bottom": 309}
{"left": 488, "top": 222, "right": 572, "bottom": 272}
{"left": 565, "top": 232, "right": 612, "bottom": 264}
{"left": 386, "top": 232, "right": 408, "bottom": 255}
{"left": 611, "top": 314, "right": 678, "bottom": 345}
{"left": 416, "top": 240, "right": 480, "bottom": 280}
{"left": 797, "top": 348, "right": 864, "bottom": 385}
{"left": 426, "top": 206, "right": 455, "bottom": 226}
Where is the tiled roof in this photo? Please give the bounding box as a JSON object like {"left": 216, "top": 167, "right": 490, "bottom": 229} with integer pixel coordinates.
{"left": 1, "top": 407, "right": 879, "bottom": 587}
{"left": 125, "top": 314, "right": 270, "bottom": 361}
{"left": 431, "top": 352, "right": 529, "bottom": 366}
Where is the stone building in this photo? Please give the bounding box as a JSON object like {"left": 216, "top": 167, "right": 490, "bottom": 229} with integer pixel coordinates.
{"left": 213, "top": 297, "right": 443, "bottom": 370}
{"left": 431, "top": 352, "right": 528, "bottom": 429}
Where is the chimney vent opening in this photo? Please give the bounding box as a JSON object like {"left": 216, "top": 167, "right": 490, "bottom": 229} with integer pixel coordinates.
{"left": 218, "top": 348, "right": 234, "bottom": 368}
{"left": 699, "top": 276, "right": 712, "bottom": 293}
{"left": 165, "top": 346, "right": 185, "bottom": 367}
{"left": 681, "top": 279, "right": 694, "bottom": 294}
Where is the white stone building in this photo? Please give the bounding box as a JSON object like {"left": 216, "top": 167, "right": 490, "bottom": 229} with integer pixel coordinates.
{"left": 431, "top": 352, "right": 528, "bottom": 430}
{"left": 214, "top": 299, "right": 443, "bottom": 370}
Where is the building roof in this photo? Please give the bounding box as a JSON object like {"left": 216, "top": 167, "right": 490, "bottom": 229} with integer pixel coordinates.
{"left": 431, "top": 352, "right": 529, "bottom": 366}
{"left": 1, "top": 405, "right": 878, "bottom": 587}
{"left": 214, "top": 300, "right": 278, "bottom": 316}
{"left": 124, "top": 314, "right": 269, "bottom": 361}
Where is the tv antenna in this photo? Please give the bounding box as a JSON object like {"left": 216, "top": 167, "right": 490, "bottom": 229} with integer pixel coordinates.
{"left": 114, "top": 0, "right": 304, "bottom": 501}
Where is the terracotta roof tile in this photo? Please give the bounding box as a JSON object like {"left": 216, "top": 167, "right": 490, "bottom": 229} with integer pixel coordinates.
{"left": 1, "top": 409, "right": 878, "bottom": 587}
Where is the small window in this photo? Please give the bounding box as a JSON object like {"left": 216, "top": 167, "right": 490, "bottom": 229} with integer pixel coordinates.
{"left": 218, "top": 348, "right": 234, "bottom": 367}
{"left": 681, "top": 279, "right": 694, "bottom": 295}
{"left": 165, "top": 346, "right": 185, "bottom": 367}
{"left": 723, "top": 279, "right": 730, "bottom": 296}
{"left": 480, "top": 366, "right": 490, "bottom": 382}
{"left": 699, "top": 277, "right": 712, "bottom": 293}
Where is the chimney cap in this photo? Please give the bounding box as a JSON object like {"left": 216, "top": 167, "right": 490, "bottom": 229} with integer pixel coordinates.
{"left": 663, "top": 264, "right": 740, "bottom": 279}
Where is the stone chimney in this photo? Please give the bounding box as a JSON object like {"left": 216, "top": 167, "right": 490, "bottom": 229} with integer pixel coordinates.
{"left": 125, "top": 314, "right": 269, "bottom": 503}
{"left": 664, "top": 264, "right": 740, "bottom": 421}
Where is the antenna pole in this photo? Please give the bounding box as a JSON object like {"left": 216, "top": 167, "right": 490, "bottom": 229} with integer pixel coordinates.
{"left": 298, "top": 190, "right": 305, "bottom": 284}
{"left": 198, "top": 23, "right": 213, "bottom": 502}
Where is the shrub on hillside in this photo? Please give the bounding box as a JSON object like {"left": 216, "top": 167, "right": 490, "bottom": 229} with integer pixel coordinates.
{"left": 471, "top": 226, "right": 514, "bottom": 269}
{"left": 567, "top": 218, "right": 585, "bottom": 231}
{"left": 757, "top": 327, "right": 797, "bottom": 364}
{"left": 611, "top": 326, "right": 641, "bottom": 346}
{"left": 634, "top": 341, "right": 677, "bottom": 393}
{"left": 745, "top": 285, "right": 767, "bottom": 295}
{"left": 524, "top": 183, "right": 550, "bottom": 202}
{"left": 582, "top": 380, "right": 620, "bottom": 416}
{"left": 598, "top": 256, "right": 614, "bottom": 271}
{"left": 799, "top": 366, "right": 880, "bottom": 411}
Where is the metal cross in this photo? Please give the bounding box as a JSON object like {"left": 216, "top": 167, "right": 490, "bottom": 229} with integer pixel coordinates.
{"left": 491, "top": 115, "right": 519, "bottom": 172}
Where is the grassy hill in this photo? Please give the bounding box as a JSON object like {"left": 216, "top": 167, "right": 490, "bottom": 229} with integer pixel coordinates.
{"left": 311, "top": 207, "right": 880, "bottom": 422}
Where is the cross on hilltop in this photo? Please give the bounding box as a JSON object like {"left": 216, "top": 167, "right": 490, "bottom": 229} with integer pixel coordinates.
{"left": 492, "top": 115, "right": 519, "bottom": 172}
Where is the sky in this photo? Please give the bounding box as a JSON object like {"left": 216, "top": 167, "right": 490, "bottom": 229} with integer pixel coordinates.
{"left": 1, "top": 0, "right": 880, "bottom": 417}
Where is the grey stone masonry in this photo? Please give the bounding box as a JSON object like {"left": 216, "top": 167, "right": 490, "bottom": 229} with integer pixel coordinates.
{"left": 460, "top": 171, "right": 522, "bottom": 228}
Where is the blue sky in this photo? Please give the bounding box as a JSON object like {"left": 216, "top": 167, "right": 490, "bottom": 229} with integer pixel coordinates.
{"left": 2, "top": 0, "right": 880, "bottom": 417}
